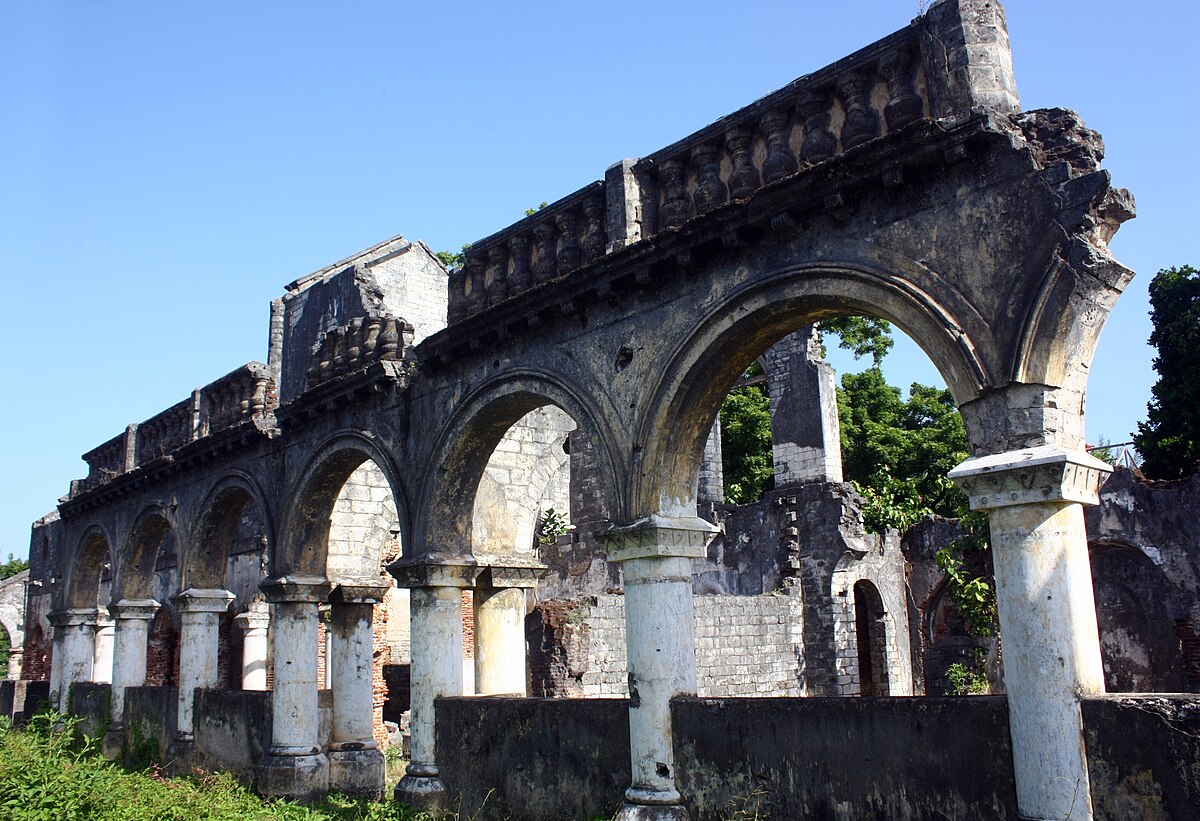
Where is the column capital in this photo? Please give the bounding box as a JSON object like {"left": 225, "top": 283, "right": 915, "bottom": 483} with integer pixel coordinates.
{"left": 388, "top": 554, "right": 478, "bottom": 589}
{"left": 48, "top": 608, "right": 97, "bottom": 628}
{"left": 172, "top": 587, "right": 236, "bottom": 613}
{"left": 329, "top": 580, "right": 392, "bottom": 605}
{"left": 948, "top": 445, "right": 1112, "bottom": 511}
{"left": 234, "top": 601, "right": 271, "bottom": 632}
{"left": 109, "top": 598, "right": 161, "bottom": 621}
{"left": 598, "top": 514, "right": 719, "bottom": 562}
{"left": 474, "top": 555, "right": 547, "bottom": 590}
{"left": 260, "top": 576, "right": 332, "bottom": 604}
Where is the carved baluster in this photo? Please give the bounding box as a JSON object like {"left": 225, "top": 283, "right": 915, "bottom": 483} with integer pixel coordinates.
{"left": 347, "top": 317, "right": 364, "bottom": 369}
{"left": 332, "top": 329, "right": 348, "bottom": 376}
{"left": 837, "top": 69, "right": 878, "bottom": 150}
{"left": 508, "top": 235, "right": 532, "bottom": 292}
{"left": 532, "top": 222, "right": 557, "bottom": 284}
{"left": 658, "top": 157, "right": 692, "bottom": 228}
{"left": 363, "top": 316, "right": 381, "bottom": 361}
{"left": 580, "top": 196, "right": 606, "bottom": 261}
{"left": 463, "top": 253, "right": 486, "bottom": 315}
{"left": 726, "top": 126, "right": 760, "bottom": 199}
{"left": 447, "top": 271, "right": 469, "bottom": 324}
{"left": 251, "top": 378, "right": 267, "bottom": 416}
{"left": 556, "top": 210, "right": 581, "bottom": 274}
{"left": 691, "top": 143, "right": 727, "bottom": 214}
{"left": 880, "top": 49, "right": 923, "bottom": 130}
{"left": 797, "top": 88, "right": 837, "bottom": 166}
{"left": 378, "top": 319, "right": 399, "bottom": 360}
{"left": 760, "top": 109, "right": 797, "bottom": 184}
{"left": 486, "top": 246, "right": 510, "bottom": 306}
{"left": 318, "top": 335, "right": 334, "bottom": 382}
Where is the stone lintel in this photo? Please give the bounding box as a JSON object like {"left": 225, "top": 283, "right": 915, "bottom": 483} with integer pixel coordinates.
{"left": 172, "top": 587, "right": 236, "bottom": 613}
{"left": 260, "top": 576, "right": 332, "bottom": 604}
{"left": 388, "top": 553, "right": 478, "bottom": 589}
{"left": 329, "top": 580, "right": 392, "bottom": 605}
{"left": 475, "top": 555, "right": 547, "bottom": 589}
{"left": 599, "top": 514, "right": 719, "bottom": 563}
{"left": 948, "top": 445, "right": 1112, "bottom": 511}
{"left": 109, "top": 598, "right": 161, "bottom": 621}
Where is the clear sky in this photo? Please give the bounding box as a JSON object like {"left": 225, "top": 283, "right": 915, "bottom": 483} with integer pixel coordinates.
{"left": 1, "top": 1, "right": 1197, "bottom": 559}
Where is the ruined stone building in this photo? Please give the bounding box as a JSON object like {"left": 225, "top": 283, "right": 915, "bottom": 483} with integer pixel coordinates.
{"left": 5, "top": 1, "right": 1198, "bottom": 819}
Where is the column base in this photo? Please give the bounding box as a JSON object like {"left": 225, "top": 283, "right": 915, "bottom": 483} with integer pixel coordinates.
{"left": 394, "top": 771, "right": 447, "bottom": 813}
{"left": 614, "top": 801, "right": 691, "bottom": 821}
{"left": 258, "top": 752, "right": 329, "bottom": 803}
{"left": 328, "top": 746, "right": 385, "bottom": 798}
{"left": 101, "top": 725, "right": 125, "bottom": 761}
{"left": 164, "top": 736, "right": 196, "bottom": 776}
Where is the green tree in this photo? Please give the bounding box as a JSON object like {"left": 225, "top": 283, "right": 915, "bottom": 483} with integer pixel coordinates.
{"left": 1135, "top": 265, "right": 1200, "bottom": 479}
{"left": 819, "top": 315, "right": 894, "bottom": 366}
{"left": 719, "top": 362, "right": 774, "bottom": 504}
{"left": 837, "top": 368, "right": 970, "bottom": 530}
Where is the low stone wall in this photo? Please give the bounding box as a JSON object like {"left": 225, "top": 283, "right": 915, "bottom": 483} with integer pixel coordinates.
{"left": 1083, "top": 694, "right": 1200, "bottom": 821}
{"left": 68, "top": 681, "right": 111, "bottom": 741}
{"left": 0, "top": 679, "right": 50, "bottom": 724}
{"left": 123, "top": 685, "right": 177, "bottom": 768}
{"left": 673, "top": 696, "right": 1019, "bottom": 820}
{"left": 435, "top": 696, "right": 629, "bottom": 821}
{"left": 193, "top": 689, "right": 273, "bottom": 782}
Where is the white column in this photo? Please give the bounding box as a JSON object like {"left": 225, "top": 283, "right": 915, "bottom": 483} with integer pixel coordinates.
{"left": 390, "top": 556, "right": 477, "bottom": 812}
{"left": 171, "top": 588, "right": 234, "bottom": 740}
{"left": 473, "top": 561, "right": 542, "bottom": 696}
{"left": 105, "top": 599, "right": 159, "bottom": 751}
{"left": 950, "top": 446, "right": 1110, "bottom": 821}
{"left": 327, "top": 582, "right": 390, "bottom": 797}
{"left": 233, "top": 601, "right": 270, "bottom": 691}
{"left": 601, "top": 516, "right": 717, "bottom": 821}
{"left": 91, "top": 611, "right": 115, "bottom": 684}
{"left": 48, "top": 609, "right": 95, "bottom": 712}
{"left": 257, "top": 576, "right": 331, "bottom": 802}
{"left": 7, "top": 647, "right": 23, "bottom": 681}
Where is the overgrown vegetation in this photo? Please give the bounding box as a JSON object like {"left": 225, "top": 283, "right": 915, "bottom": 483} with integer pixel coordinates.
{"left": 0, "top": 713, "right": 434, "bottom": 821}
{"left": 1134, "top": 264, "right": 1199, "bottom": 479}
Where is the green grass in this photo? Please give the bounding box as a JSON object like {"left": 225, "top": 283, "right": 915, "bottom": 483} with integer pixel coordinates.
{"left": 0, "top": 713, "right": 435, "bottom": 821}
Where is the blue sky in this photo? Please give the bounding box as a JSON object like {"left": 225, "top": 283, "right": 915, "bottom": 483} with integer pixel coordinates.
{"left": 2, "top": 1, "right": 1197, "bottom": 559}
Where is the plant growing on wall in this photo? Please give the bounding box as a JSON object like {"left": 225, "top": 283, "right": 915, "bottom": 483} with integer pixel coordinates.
{"left": 535, "top": 508, "right": 571, "bottom": 546}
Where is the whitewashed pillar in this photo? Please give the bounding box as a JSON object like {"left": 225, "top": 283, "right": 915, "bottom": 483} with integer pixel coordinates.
{"left": 48, "top": 609, "right": 95, "bottom": 712}
{"left": 257, "top": 576, "right": 331, "bottom": 802}
{"left": 474, "top": 560, "right": 543, "bottom": 696}
{"left": 950, "top": 446, "right": 1110, "bottom": 821}
{"left": 172, "top": 588, "right": 234, "bottom": 741}
{"left": 389, "top": 555, "right": 477, "bottom": 812}
{"left": 327, "top": 581, "right": 390, "bottom": 797}
{"left": 104, "top": 599, "right": 159, "bottom": 754}
{"left": 91, "top": 610, "right": 115, "bottom": 684}
{"left": 6, "top": 647, "right": 23, "bottom": 681}
{"left": 233, "top": 601, "right": 270, "bottom": 691}
{"left": 600, "top": 516, "right": 717, "bottom": 821}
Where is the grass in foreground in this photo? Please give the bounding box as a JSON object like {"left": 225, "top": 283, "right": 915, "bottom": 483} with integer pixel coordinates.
{"left": 0, "top": 713, "right": 433, "bottom": 821}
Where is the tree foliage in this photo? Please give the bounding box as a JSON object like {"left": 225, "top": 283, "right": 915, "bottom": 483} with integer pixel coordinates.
{"left": 1134, "top": 265, "right": 1200, "bottom": 479}
{"left": 818, "top": 315, "right": 894, "bottom": 366}
{"left": 0, "top": 554, "right": 28, "bottom": 581}
{"left": 719, "top": 362, "right": 774, "bottom": 504}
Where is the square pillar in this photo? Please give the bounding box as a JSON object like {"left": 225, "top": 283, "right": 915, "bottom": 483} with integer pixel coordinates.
{"left": 473, "top": 558, "right": 544, "bottom": 696}
{"left": 47, "top": 608, "right": 95, "bottom": 712}
{"left": 388, "top": 554, "right": 478, "bottom": 813}
{"left": 233, "top": 601, "right": 270, "bottom": 691}
{"left": 327, "top": 581, "right": 391, "bottom": 798}
{"left": 104, "top": 598, "right": 160, "bottom": 757}
{"left": 599, "top": 515, "right": 718, "bottom": 821}
{"left": 257, "top": 576, "right": 332, "bottom": 803}
{"left": 950, "top": 446, "right": 1110, "bottom": 821}
{"left": 170, "top": 588, "right": 234, "bottom": 742}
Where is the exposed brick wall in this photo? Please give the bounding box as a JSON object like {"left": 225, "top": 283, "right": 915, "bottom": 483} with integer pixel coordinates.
{"left": 145, "top": 611, "right": 178, "bottom": 687}
{"left": 22, "top": 626, "right": 50, "bottom": 682}
{"left": 372, "top": 600, "right": 388, "bottom": 747}
{"left": 461, "top": 590, "right": 474, "bottom": 659}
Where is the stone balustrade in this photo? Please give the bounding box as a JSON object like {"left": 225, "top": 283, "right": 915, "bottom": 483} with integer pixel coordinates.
{"left": 73, "top": 362, "right": 277, "bottom": 497}
{"left": 303, "top": 316, "right": 413, "bottom": 392}
{"left": 446, "top": 32, "right": 927, "bottom": 325}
